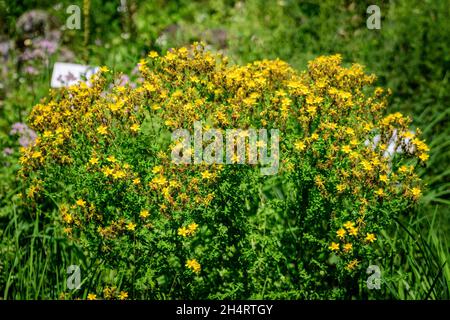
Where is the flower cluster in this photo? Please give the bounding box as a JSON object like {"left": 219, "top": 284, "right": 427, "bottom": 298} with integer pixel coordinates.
{"left": 19, "top": 43, "right": 428, "bottom": 298}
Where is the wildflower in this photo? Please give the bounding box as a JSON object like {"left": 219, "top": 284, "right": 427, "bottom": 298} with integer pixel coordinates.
{"left": 294, "top": 140, "right": 306, "bottom": 152}
{"left": 106, "top": 155, "right": 117, "bottom": 163}
{"left": 411, "top": 187, "right": 422, "bottom": 200}
{"left": 89, "top": 157, "right": 99, "bottom": 165}
{"left": 139, "top": 209, "right": 149, "bottom": 219}
{"left": 97, "top": 125, "right": 108, "bottom": 135}
{"left": 152, "top": 165, "right": 163, "bottom": 174}
{"left": 328, "top": 242, "right": 340, "bottom": 251}
{"left": 99, "top": 66, "right": 109, "bottom": 73}
{"left": 133, "top": 178, "right": 141, "bottom": 185}
{"left": 151, "top": 175, "right": 167, "bottom": 186}
{"left": 201, "top": 170, "right": 213, "bottom": 180}
{"left": 63, "top": 213, "right": 73, "bottom": 224}
{"left": 342, "top": 145, "right": 351, "bottom": 154}
{"left": 375, "top": 188, "right": 384, "bottom": 197}
{"left": 336, "top": 228, "right": 346, "bottom": 239}
{"left": 343, "top": 243, "right": 353, "bottom": 252}
{"left": 379, "top": 174, "right": 389, "bottom": 183}
{"left": 130, "top": 124, "right": 141, "bottom": 132}
{"left": 186, "top": 259, "right": 201, "bottom": 273}
{"left": 126, "top": 222, "right": 136, "bottom": 231}
{"left": 76, "top": 199, "right": 86, "bottom": 207}
{"left": 346, "top": 259, "right": 359, "bottom": 271}
{"left": 148, "top": 51, "right": 159, "bottom": 58}
{"left": 348, "top": 226, "right": 358, "bottom": 237}
{"left": 178, "top": 226, "right": 189, "bottom": 237}
{"left": 418, "top": 153, "right": 429, "bottom": 162}
{"left": 343, "top": 221, "right": 355, "bottom": 230}
{"left": 365, "top": 233, "right": 377, "bottom": 243}
{"left": 118, "top": 291, "right": 128, "bottom": 300}
{"left": 188, "top": 222, "right": 199, "bottom": 234}
{"left": 32, "top": 151, "right": 42, "bottom": 158}
{"left": 87, "top": 293, "right": 97, "bottom": 300}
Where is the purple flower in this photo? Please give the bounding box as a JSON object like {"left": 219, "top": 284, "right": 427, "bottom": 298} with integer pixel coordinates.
{"left": 24, "top": 66, "right": 39, "bottom": 75}
{"left": 10, "top": 122, "right": 37, "bottom": 147}
{"left": 117, "top": 74, "right": 130, "bottom": 86}
{"left": 35, "top": 39, "right": 57, "bottom": 54}
{"left": 10, "top": 122, "right": 27, "bottom": 135}
{"left": 2, "top": 147, "right": 13, "bottom": 156}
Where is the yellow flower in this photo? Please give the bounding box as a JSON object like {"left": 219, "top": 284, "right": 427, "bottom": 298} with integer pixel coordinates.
{"left": 118, "top": 291, "right": 128, "bottom": 300}
{"left": 411, "top": 187, "right": 422, "bottom": 200}
{"left": 343, "top": 221, "right": 355, "bottom": 230}
{"left": 341, "top": 145, "right": 351, "bottom": 154}
{"left": 87, "top": 293, "right": 97, "bottom": 300}
{"left": 103, "top": 167, "right": 114, "bottom": 177}
{"left": 148, "top": 51, "right": 159, "bottom": 58}
{"left": 348, "top": 226, "right": 358, "bottom": 237}
{"left": 343, "top": 243, "right": 353, "bottom": 252}
{"left": 76, "top": 199, "right": 86, "bottom": 207}
{"left": 178, "top": 226, "right": 189, "bottom": 237}
{"left": 32, "top": 151, "right": 42, "bottom": 158}
{"left": 89, "top": 157, "right": 99, "bottom": 165}
{"left": 139, "top": 209, "right": 149, "bottom": 219}
{"left": 130, "top": 124, "right": 141, "bottom": 132}
{"left": 418, "top": 153, "right": 429, "bottom": 162}
{"left": 328, "top": 242, "right": 340, "bottom": 251}
{"left": 365, "top": 233, "right": 377, "bottom": 243}
{"left": 398, "top": 165, "right": 409, "bottom": 174}
{"left": 126, "top": 222, "right": 136, "bottom": 231}
{"left": 294, "top": 140, "right": 306, "bottom": 152}
{"left": 186, "top": 259, "right": 201, "bottom": 273}
{"left": 336, "top": 228, "right": 346, "bottom": 239}
{"left": 375, "top": 188, "right": 384, "bottom": 197}
{"left": 188, "top": 222, "right": 199, "bottom": 234}
{"left": 99, "top": 66, "right": 109, "bottom": 73}
{"left": 133, "top": 178, "right": 141, "bottom": 185}
{"left": 106, "top": 155, "right": 117, "bottom": 163}
{"left": 63, "top": 213, "right": 73, "bottom": 224}
{"left": 97, "top": 125, "right": 108, "bottom": 135}
{"left": 151, "top": 175, "right": 167, "bottom": 186}
{"left": 201, "top": 170, "right": 213, "bottom": 180}
{"left": 346, "top": 259, "right": 359, "bottom": 271}
{"left": 379, "top": 174, "right": 389, "bottom": 183}
{"left": 152, "top": 165, "right": 163, "bottom": 174}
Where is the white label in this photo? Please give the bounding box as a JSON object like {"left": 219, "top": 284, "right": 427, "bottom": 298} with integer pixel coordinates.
{"left": 51, "top": 62, "right": 99, "bottom": 88}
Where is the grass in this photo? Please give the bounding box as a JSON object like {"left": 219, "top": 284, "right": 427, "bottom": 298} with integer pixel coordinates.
{"left": 0, "top": 0, "right": 449, "bottom": 299}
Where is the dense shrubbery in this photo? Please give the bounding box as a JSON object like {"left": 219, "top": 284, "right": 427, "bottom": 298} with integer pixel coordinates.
{"left": 18, "top": 44, "right": 428, "bottom": 299}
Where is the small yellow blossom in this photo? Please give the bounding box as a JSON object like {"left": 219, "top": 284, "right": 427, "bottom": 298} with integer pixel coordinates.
{"left": 76, "top": 199, "right": 86, "bottom": 207}
{"left": 343, "top": 221, "right": 355, "bottom": 230}
{"left": 126, "top": 222, "right": 136, "bottom": 231}
{"left": 186, "top": 259, "right": 201, "bottom": 273}
{"left": 130, "top": 124, "right": 141, "bottom": 132}
{"left": 87, "top": 293, "right": 97, "bottom": 300}
{"left": 365, "top": 233, "right": 377, "bottom": 243}
{"left": 328, "top": 242, "right": 340, "bottom": 251}
{"left": 118, "top": 291, "right": 128, "bottom": 300}
{"left": 139, "top": 210, "right": 149, "bottom": 219}
{"left": 336, "top": 228, "right": 346, "bottom": 239}
{"left": 97, "top": 125, "right": 108, "bottom": 135}
{"left": 343, "top": 243, "right": 353, "bottom": 252}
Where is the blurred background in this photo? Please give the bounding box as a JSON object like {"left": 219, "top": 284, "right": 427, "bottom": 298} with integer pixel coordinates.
{"left": 0, "top": 0, "right": 449, "bottom": 299}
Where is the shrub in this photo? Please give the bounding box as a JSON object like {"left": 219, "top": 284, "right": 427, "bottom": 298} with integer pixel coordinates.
{"left": 19, "top": 43, "right": 428, "bottom": 299}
